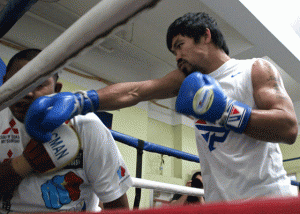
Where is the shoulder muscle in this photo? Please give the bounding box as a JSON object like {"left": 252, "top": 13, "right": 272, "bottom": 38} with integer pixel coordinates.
{"left": 251, "top": 59, "right": 291, "bottom": 109}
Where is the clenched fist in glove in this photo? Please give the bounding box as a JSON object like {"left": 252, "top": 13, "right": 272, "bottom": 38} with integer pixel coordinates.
{"left": 175, "top": 72, "right": 252, "bottom": 133}
{"left": 25, "top": 90, "right": 99, "bottom": 142}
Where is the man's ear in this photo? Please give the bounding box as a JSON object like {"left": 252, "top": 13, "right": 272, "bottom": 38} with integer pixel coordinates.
{"left": 204, "top": 28, "right": 212, "bottom": 44}
{"left": 55, "top": 82, "right": 63, "bottom": 93}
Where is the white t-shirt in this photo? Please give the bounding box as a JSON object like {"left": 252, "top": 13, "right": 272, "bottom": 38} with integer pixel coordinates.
{"left": 194, "top": 58, "right": 293, "bottom": 202}
{"left": 0, "top": 108, "right": 132, "bottom": 213}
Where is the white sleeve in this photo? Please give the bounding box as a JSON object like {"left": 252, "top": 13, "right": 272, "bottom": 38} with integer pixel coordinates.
{"left": 76, "top": 113, "right": 132, "bottom": 203}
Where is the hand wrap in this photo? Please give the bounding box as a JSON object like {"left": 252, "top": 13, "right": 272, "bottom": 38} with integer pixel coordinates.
{"left": 23, "top": 123, "right": 81, "bottom": 173}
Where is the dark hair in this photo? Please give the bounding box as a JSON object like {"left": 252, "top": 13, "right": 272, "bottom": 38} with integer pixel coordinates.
{"left": 191, "top": 171, "right": 202, "bottom": 181}
{"left": 4, "top": 48, "right": 58, "bottom": 82}
{"left": 166, "top": 12, "right": 229, "bottom": 55}
{"left": 6, "top": 49, "right": 41, "bottom": 74}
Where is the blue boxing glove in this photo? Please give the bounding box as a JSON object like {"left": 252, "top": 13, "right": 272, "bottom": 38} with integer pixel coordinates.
{"left": 25, "top": 90, "right": 99, "bottom": 142}
{"left": 175, "top": 72, "right": 251, "bottom": 133}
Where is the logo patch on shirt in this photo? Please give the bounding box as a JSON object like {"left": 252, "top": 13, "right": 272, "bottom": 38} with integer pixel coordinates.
{"left": 2, "top": 119, "right": 18, "bottom": 134}
{"left": 0, "top": 119, "right": 20, "bottom": 144}
{"left": 117, "top": 165, "right": 130, "bottom": 184}
{"left": 195, "top": 119, "right": 230, "bottom": 152}
{"left": 117, "top": 166, "right": 126, "bottom": 179}
{"left": 231, "top": 72, "right": 241, "bottom": 78}
{"left": 41, "top": 172, "right": 84, "bottom": 209}
{"left": 2, "top": 150, "right": 14, "bottom": 163}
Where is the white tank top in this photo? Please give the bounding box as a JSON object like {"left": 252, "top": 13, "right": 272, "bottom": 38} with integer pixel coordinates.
{"left": 194, "top": 58, "right": 293, "bottom": 202}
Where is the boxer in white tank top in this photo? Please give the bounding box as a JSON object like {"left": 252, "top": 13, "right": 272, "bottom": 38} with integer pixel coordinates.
{"left": 195, "top": 58, "right": 293, "bottom": 202}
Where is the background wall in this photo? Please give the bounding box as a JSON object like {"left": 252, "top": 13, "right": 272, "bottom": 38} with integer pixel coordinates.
{"left": 281, "top": 139, "right": 300, "bottom": 179}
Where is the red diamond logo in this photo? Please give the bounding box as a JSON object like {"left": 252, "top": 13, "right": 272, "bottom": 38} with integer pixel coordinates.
{"left": 2, "top": 119, "right": 19, "bottom": 134}
{"left": 7, "top": 150, "right": 13, "bottom": 158}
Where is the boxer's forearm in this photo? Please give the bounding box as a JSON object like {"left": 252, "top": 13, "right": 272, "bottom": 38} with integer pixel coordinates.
{"left": 244, "top": 109, "right": 298, "bottom": 145}
{"left": 96, "top": 70, "right": 184, "bottom": 111}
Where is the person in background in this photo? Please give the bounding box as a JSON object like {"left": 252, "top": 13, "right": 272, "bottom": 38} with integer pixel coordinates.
{"left": 170, "top": 171, "right": 205, "bottom": 205}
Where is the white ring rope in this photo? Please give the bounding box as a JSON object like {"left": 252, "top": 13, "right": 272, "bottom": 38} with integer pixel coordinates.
{"left": 0, "top": 0, "right": 161, "bottom": 111}
{"left": 131, "top": 178, "right": 204, "bottom": 197}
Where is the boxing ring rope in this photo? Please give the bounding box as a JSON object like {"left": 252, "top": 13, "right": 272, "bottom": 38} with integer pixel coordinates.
{"left": 0, "top": 0, "right": 161, "bottom": 111}
{"left": 283, "top": 156, "right": 300, "bottom": 162}
{"left": 131, "top": 177, "right": 204, "bottom": 196}
{"left": 111, "top": 130, "right": 200, "bottom": 163}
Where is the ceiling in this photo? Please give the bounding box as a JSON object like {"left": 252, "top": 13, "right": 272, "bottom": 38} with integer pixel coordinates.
{"left": 1, "top": 0, "right": 300, "bottom": 113}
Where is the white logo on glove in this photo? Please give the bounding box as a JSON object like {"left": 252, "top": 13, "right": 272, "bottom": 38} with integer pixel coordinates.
{"left": 193, "top": 86, "right": 214, "bottom": 115}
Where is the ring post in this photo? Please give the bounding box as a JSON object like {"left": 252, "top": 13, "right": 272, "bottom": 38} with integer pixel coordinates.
{"left": 134, "top": 139, "right": 145, "bottom": 208}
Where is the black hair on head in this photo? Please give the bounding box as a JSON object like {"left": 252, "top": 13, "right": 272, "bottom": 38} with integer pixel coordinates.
{"left": 191, "top": 171, "right": 202, "bottom": 181}
{"left": 6, "top": 49, "right": 42, "bottom": 74}
{"left": 166, "top": 12, "right": 229, "bottom": 55}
